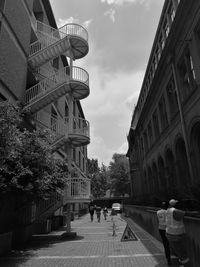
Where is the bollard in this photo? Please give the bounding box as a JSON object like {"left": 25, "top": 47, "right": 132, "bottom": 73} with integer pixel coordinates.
{"left": 112, "top": 221, "right": 117, "bottom": 236}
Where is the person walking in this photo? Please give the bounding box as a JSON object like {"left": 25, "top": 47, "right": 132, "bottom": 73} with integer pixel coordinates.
{"left": 166, "top": 199, "right": 190, "bottom": 267}
{"left": 96, "top": 206, "right": 101, "bottom": 222}
{"left": 103, "top": 206, "right": 108, "bottom": 220}
{"left": 88, "top": 202, "right": 95, "bottom": 222}
{"left": 157, "top": 201, "right": 171, "bottom": 266}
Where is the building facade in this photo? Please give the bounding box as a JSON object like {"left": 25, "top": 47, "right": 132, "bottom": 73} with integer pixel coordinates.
{"left": 0, "top": 0, "right": 91, "bottom": 232}
{"left": 127, "top": 0, "right": 200, "bottom": 204}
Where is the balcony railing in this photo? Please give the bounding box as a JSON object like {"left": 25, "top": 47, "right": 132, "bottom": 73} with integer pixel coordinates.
{"left": 64, "top": 177, "right": 91, "bottom": 203}
{"left": 29, "top": 21, "right": 88, "bottom": 67}
{"left": 34, "top": 110, "right": 68, "bottom": 149}
{"left": 24, "top": 67, "right": 69, "bottom": 107}
{"left": 67, "top": 116, "right": 90, "bottom": 137}
{"left": 34, "top": 109, "right": 90, "bottom": 148}
{"left": 24, "top": 66, "right": 89, "bottom": 112}
{"left": 65, "top": 116, "right": 90, "bottom": 146}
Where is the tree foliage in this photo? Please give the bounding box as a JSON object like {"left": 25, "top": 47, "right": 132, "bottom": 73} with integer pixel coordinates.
{"left": 87, "top": 158, "right": 108, "bottom": 198}
{"left": 0, "top": 102, "right": 67, "bottom": 201}
{"left": 109, "top": 153, "right": 130, "bottom": 197}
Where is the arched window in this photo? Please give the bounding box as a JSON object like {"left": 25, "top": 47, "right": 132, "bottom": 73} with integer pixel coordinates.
{"left": 190, "top": 122, "right": 200, "bottom": 182}
{"left": 175, "top": 138, "right": 190, "bottom": 188}
{"left": 165, "top": 148, "right": 177, "bottom": 196}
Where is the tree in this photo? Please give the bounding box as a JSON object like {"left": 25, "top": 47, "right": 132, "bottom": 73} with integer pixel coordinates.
{"left": 109, "top": 153, "right": 130, "bottom": 197}
{"left": 88, "top": 159, "right": 108, "bottom": 198}
{"left": 0, "top": 102, "right": 67, "bottom": 202}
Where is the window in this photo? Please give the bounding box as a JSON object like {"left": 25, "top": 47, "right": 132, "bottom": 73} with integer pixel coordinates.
{"left": 78, "top": 114, "right": 81, "bottom": 129}
{"left": 65, "top": 102, "right": 69, "bottom": 117}
{"left": 168, "top": 2, "right": 175, "bottom": 23}
{"left": 51, "top": 107, "right": 57, "bottom": 134}
{"left": 166, "top": 78, "right": 178, "bottom": 118}
{"left": 158, "top": 96, "right": 168, "bottom": 131}
{"left": 144, "top": 131, "right": 149, "bottom": 153}
{"left": 189, "top": 55, "right": 196, "bottom": 81}
{"left": 178, "top": 50, "right": 196, "bottom": 102}
{"left": 159, "top": 32, "right": 165, "bottom": 50}
{"left": 78, "top": 151, "right": 81, "bottom": 167}
{"left": 73, "top": 147, "right": 76, "bottom": 161}
{"left": 82, "top": 157, "right": 85, "bottom": 172}
{"left": 163, "top": 19, "right": 170, "bottom": 38}
{"left": 52, "top": 57, "right": 59, "bottom": 70}
{"left": 155, "top": 45, "right": 161, "bottom": 62}
{"left": 0, "top": 0, "right": 5, "bottom": 10}
{"left": 73, "top": 101, "right": 76, "bottom": 116}
{"left": 153, "top": 56, "right": 158, "bottom": 71}
{"left": 140, "top": 137, "right": 144, "bottom": 158}
{"left": 148, "top": 122, "right": 153, "bottom": 147}
{"left": 153, "top": 110, "right": 160, "bottom": 139}
{"left": 149, "top": 66, "right": 154, "bottom": 81}
{"left": 0, "top": 92, "right": 6, "bottom": 102}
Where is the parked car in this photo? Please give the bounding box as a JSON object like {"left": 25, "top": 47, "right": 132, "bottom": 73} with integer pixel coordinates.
{"left": 112, "top": 203, "right": 122, "bottom": 213}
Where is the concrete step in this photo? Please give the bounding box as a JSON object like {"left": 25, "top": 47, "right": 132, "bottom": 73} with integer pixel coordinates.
{"left": 30, "top": 231, "right": 77, "bottom": 241}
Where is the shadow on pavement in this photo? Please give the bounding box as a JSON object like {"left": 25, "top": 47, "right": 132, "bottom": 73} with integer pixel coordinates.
{"left": 0, "top": 234, "right": 85, "bottom": 267}
{"left": 122, "top": 215, "right": 180, "bottom": 267}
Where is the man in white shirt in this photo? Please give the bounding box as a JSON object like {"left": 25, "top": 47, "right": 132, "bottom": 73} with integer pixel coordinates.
{"left": 157, "top": 201, "right": 171, "bottom": 266}
{"left": 166, "top": 199, "right": 190, "bottom": 267}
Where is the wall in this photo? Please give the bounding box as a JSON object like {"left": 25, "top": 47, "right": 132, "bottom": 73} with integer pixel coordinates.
{"left": 0, "top": 0, "right": 31, "bottom": 100}
{"left": 124, "top": 205, "right": 200, "bottom": 267}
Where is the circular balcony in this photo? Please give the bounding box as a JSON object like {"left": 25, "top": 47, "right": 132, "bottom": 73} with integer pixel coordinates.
{"left": 65, "top": 116, "right": 90, "bottom": 147}
{"left": 60, "top": 23, "right": 89, "bottom": 60}
{"left": 70, "top": 67, "right": 90, "bottom": 100}
{"left": 24, "top": 66, "right": 89, "bottom": 113}
{"left": 29, "top": 22, "right": 89, "bottom": 68}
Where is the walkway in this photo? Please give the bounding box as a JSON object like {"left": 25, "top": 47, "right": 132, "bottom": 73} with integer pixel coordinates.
{"left": 0, "top": 212, "right": 174, "bottom": 267}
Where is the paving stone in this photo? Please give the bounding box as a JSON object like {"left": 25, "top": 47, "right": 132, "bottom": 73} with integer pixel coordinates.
{"left": 0, "top": 212, "right": 171, "bottom": 267}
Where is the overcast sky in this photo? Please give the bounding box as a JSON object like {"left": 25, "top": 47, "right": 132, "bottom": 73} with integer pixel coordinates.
{"left": 50, "top": 0, "right": 165, "bottom": 166}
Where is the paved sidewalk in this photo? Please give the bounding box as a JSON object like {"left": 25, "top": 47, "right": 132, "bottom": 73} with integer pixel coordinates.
{"left": 0, "top": 212, "right": 174, "bottom": 267}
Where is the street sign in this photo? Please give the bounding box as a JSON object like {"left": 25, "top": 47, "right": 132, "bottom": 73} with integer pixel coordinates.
{"left": 121, "top": 224, "right": 137, "bottom": 241}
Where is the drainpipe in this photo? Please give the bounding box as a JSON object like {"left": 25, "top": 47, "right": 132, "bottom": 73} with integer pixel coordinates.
{"left": 65, "top": 141, "right": 72, "bottom": 233}
{"left": 65, "top": 54, "right": 74, "bottom": 233}
{"left": 171, "top": 59, "right": 194, "bottom": 184}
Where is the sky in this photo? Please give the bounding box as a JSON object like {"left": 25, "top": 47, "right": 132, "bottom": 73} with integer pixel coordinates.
{"left": 50, "top": 0, "right": 165, "bottom": 166}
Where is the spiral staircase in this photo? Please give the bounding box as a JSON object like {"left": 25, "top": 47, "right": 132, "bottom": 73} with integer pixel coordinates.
{"left": 24, "top": 19, "right": 91, "bottom": 225}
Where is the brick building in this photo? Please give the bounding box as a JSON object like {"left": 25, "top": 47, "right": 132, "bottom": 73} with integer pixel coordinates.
{"left": 127, "top": 0, "right": 200, "bottom": 204}
{"left": 0, "top": 0, "right": 91, "bottom": 237}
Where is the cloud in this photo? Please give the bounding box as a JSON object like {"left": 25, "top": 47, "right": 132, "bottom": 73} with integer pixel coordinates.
{"left": 88, "top": 126, "right": 114, "bottom": 165}
{"left": 57, "top": 17, "right": 92, "bottom": 29}
{"left": 57, "top": 17, "right": 78, "bottom": 27}
{"left": 104, "top": 8, "right": 116, "bottom": 23}
{"left": 49, "top": 0, "right": 165, "bottom": 166}
{"left": 101, "top": 0, "right": 152, "bottom": 6}
{"left": 83, "top": 19, "right": 93, "bottom": 29}
{"left": 117, "top": 141, "right": 128, "bottom": 154}
{"left": 81, "top": 63, "right": 144, "bottom": 165}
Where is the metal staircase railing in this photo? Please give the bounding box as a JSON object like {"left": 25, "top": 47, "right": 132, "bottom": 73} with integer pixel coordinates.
{"left": 24, "top": 67, "right": 70, "bottom": 107}
{"left": 66, "top": 177, "right": 91, "bottom": 200}
{"left": 34, "top": 111, "right": 68, "bottom": 144}
{"left": 24, "top": 66, "right": 89, "bottom": 110}
{"left": 65, "top": 115, "right": 90, "bottom": 138}
{"left": 29, "top": 21, "right": 88, "bottom": 58}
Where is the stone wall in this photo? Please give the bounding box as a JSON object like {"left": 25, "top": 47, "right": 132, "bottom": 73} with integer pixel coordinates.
{"left": 124, "top": 205, "right": 200, "bottom": 267}
{"left": 0, "top": 232, "right": 12, "bottom": 255}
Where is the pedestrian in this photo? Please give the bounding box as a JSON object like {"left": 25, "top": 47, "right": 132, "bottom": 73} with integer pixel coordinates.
{"left": 96, "top": 206, "right": 101, "bottom": 222}
{"left": 103, "top": 206, "right": 108, "bottom": 220}
{"left": 157, "top": 201, "right": 171, "bottom": 266}
{"left": 88, "top": 202, "right": 95, "bottom": 222}
{"left": 165, "top": 199, "right": 190, "bottom": 267}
